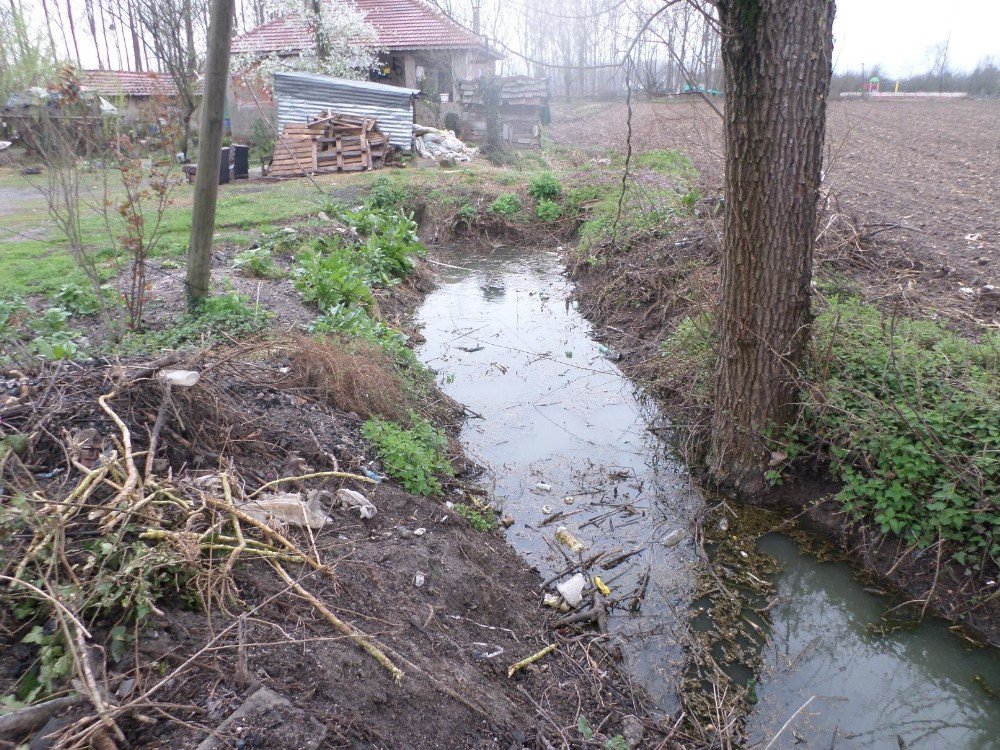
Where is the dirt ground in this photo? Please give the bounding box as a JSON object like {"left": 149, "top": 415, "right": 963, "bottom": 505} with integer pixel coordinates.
{"left": 550, "top": 98, "right": 1000, "bottom": 328}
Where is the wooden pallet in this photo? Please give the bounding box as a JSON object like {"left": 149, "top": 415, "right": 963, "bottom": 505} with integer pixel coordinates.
{"left": 270, "top": 110, "right": 390, "bottom": 177}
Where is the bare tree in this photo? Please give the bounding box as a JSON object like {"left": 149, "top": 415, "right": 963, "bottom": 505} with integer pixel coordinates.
{"left": 134, "top": 0, "right": 204, "bottom": 156}
{"left": 706, "top": 0, "right": 835, "bottom": 496}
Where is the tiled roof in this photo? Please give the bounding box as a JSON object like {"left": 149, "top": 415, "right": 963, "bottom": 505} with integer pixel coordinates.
{"left": 231, "top": 0, "right": 487, "bottom": 56}
{"left": 80, "top": 70, "right": 183, "bottom": 97}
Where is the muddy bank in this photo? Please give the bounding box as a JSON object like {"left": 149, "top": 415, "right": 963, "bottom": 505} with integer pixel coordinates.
{"left": 569, "top": 237, "right": 1000, "bottom": 648}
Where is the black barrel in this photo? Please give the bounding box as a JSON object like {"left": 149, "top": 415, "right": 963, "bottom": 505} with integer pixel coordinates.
{"left": 219, "top": 146, "right": 230, "bottom": 184}
{"left": 232, "top": 144, "right": 249, "bottom": 180}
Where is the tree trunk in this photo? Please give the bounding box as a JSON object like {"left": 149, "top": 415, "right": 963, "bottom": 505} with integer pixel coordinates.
{"left": 185, "top": 0, "right": 235, "bottom": 308}
{"left": 128, "top": 0, "right": 143, "bottom": 71}
{"left": 65, "top": 0, "right": 83, "bottom": 65}
{"left": 706, "top": 0, "right": 835, "bottom": 496}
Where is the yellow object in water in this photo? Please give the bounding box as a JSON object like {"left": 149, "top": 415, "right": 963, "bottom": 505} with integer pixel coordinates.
{"left": 594, "top": 576, "right": 611, "bottom": 596}
{"left": 555, "top": 526, "right": 585, "bottom": 553}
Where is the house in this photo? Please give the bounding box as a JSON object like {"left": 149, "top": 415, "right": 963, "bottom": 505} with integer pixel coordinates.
{"left": 228, "top": 0, "right": 499, "bottom": 138}
{"left": 78, "top": 70, "right": 191, "bottom": 127}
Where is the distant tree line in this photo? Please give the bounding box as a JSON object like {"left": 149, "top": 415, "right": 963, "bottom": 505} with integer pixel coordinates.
{"left": 831, "top": 57, "right": 1000, "bottom": 99}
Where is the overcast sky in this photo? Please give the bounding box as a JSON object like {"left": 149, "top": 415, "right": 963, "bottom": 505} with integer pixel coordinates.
{"left": 832, "top": 0, "right": 999, "bottom": 76}
{"left": 16, "top": 0, "right": 1000, "bottom": 77}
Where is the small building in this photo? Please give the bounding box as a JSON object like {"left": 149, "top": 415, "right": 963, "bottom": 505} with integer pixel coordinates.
{"left": 454, "top": 76, "right": 550, "bottom": 150}
{"left": 229, "top": 0, "right": 499, "bottom": 139}
{"left": 78, "top": 70, "right": 192, "bottom": 127}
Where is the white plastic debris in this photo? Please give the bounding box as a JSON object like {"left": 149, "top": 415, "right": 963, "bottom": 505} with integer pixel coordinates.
{"left": 158, "top": 369, "right": 200, "bottom": 387}
{"left": 542, "top": 593, "right": 563, "bottom": 609}
{"left": 241, "top": 491, "right": 330, "bottom": 530}
{"left": 413, "top": 528, "right": 427, "bottom": 536}
{"left": 535, "top": 482, "right": 552, "bottom": 493}
{"left": 556, "top": 573, "right": 587, "bottom": 607}
{"left": 414, "top": 572, "right": 426, "bottom": 588}
{"left": 413, "top": 125, "right": 477, "bottom": 162}
{"left": 335, "top": 488, "right": 377, "bottom": 519}
{"left": 662, "top": 528, "right": 686, "bottom": 547}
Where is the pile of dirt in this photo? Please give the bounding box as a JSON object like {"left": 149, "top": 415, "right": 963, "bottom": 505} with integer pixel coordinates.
{"left": 0, "top": 342, "right": 700, "bottom": 749}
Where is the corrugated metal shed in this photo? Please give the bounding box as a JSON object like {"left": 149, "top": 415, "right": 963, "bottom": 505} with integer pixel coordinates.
{"left": 274, "top": 73, "right": 419, "bottom": 152}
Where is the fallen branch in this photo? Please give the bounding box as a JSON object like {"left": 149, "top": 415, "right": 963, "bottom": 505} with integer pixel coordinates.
{"left": 0, "top": 694, "right": 85, "bottom": 739}
{"left": 270, "top": 561, "right": 404, "bottom": 683}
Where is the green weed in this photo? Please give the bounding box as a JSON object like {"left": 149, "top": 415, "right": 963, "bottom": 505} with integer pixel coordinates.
{"left": 489, "top": 193, "right": 522, "bottom": 217}
{"left": 528, "top": 172, "right": 562, "bottom": 201}
{"left": 362, "top": 413, "right": 453, "bottom": 496}
{"left": 233, "top": 246, "right": 284, "bottom": 279}
{"left": 535, "top": 198, "right": 563, "bottom": 222}
{"left": 454, "top": 503, "right": 497, "bottom": 532}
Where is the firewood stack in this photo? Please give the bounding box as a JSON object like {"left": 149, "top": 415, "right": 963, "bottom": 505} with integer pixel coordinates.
{"left": 270, "top": 110, "right": 389, "bottom": 177}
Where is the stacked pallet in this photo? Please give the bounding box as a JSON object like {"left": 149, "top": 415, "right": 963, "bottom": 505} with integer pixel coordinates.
{"left": 270, "top": 111, "right": 389, "bottom": 177}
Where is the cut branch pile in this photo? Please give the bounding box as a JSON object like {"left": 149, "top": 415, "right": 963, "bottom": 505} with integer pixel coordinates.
{"left": 0, "top": 345, "right": 403, "bottom": 748}
{"left": 270, "top": 110, "right": 390, "bottom": 177}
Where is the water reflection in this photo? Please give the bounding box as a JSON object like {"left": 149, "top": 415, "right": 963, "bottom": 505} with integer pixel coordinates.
{"left": 416, "top": 246, "right": 700, "bottom": 710}
{"left": 748, "top": 534, "right": 1000, "bottom": 748}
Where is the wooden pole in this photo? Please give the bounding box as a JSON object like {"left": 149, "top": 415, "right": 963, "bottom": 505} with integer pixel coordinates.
{"left": 185, "top": 0, "right": 235, "bottom": 308}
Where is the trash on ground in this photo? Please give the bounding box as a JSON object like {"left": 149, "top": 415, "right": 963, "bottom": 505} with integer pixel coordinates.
{"left": 662, "top": 528, "right": 686, "bottom": 547}
{"left": 534, "top": 482, "right": 552, "bottom": 493}
{"left": 413, "top": 125, "right": 477, "bottom": 162}
{"left": 158, "top": 369, "right": 201, "bottom": 387}
{"left": 414, "top": 572, "right": 425, "bottom": 588}
{"left": 335, "top": 488, "right": 377, "bottom": 519}
{"left": 556, "top": 572, "right": 587, "bottom": 606}
{"left": 413, "top": 527, "right": 427, "bottom": 536}
{"left": 594, "top": 576, "right": 611, "bottom": 596}
{"left": 555, "top": 526, "right": 585, "bottom": 553}
{"left": 507, "top": 643, "right": 558, "bottom": 678}
{"left": 500, "top": 514, "right": 515, "bottom": 528}
{"left": 241, "top": 491, "right": 330, "bottom": 530}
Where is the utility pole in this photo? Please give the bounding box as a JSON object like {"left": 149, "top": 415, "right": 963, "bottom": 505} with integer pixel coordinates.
{"left": 185, "top": 0, "right": 235, "bottom": 308}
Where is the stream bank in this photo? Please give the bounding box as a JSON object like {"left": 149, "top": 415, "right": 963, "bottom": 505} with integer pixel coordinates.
{"left": 410, "top": 237, "right": 1000, "bottom": 748}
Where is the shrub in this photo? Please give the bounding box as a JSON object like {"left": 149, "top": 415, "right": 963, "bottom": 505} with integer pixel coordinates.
{"left": 489, "top": 193, "right": 522, "bottom": 217}
{"left": 801, "top": 300, "right": 1000, "bottom": 569}
{"left": 362, "top": 413, "right": 452, "bottom": 495}
{"left": 535, "top": 198, "right": 563, "bottom": 222}
{"left": 367, "top": 175, "right": 408, "bottom": 210}
{"left": 528, "top": 172, "right": 562, "bottom": 201}
{"left": 233, "top": 246, "right": 283, "bottom": 279}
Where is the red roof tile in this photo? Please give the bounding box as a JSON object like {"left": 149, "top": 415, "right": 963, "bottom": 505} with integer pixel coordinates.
{"left": 231, "top": 0, "right": 487, "bottom": 56}
{"left": 80, "top": 70, "right": 184, "bottom": 97}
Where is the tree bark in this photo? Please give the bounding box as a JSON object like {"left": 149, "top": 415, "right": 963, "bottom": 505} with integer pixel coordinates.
{"left": 706, "top": 0, "right": 834, "bottom": 496}
{"left": 185, "top": 0, "right": 234, "bottom": 308}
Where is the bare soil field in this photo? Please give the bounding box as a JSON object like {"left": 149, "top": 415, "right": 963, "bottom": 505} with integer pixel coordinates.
{"left": 551, "top": 98, "right": 1000, "bottom": 328}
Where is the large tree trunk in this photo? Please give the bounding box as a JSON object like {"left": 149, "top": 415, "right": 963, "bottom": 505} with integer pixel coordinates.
{"left": 185, "top": 0, "right": 235, "bottom": 307}
{"left": 706, "top": 0, "right": 835, "bottom": 496}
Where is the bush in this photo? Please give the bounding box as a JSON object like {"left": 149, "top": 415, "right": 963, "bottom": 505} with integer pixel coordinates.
{"left": 362, "top": 413, "right": 453, "bottom": 495}
{"left": 800, "top": 300, "right": 1000, "bottom": 569}
{"left": 454, "top": 503, "right": 497, "bottom": 532}
{"left": 233, "top": 246, "right": 283, "bottom": 279}
{"left": 535, "top": 198, "right": 563, "bottom": 222}
{"left": 367, "top": 175, "right": 408, "bottom": 210}
{"left": 54, "top": 282, "right": 101, "bottom": 316}
{"left": 528, "top": 172, "right": 562, "bottom": 201}
{"left": 489, "top": 193, "right": 522, "bottom": 217}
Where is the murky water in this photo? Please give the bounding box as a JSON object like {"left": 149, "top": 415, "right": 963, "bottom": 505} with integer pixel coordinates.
{"left": 414, "top": 245, "right": 1000, "bottom": 745}
{"left": 747, "top": 534, "right": 1000, "bottom": 749}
